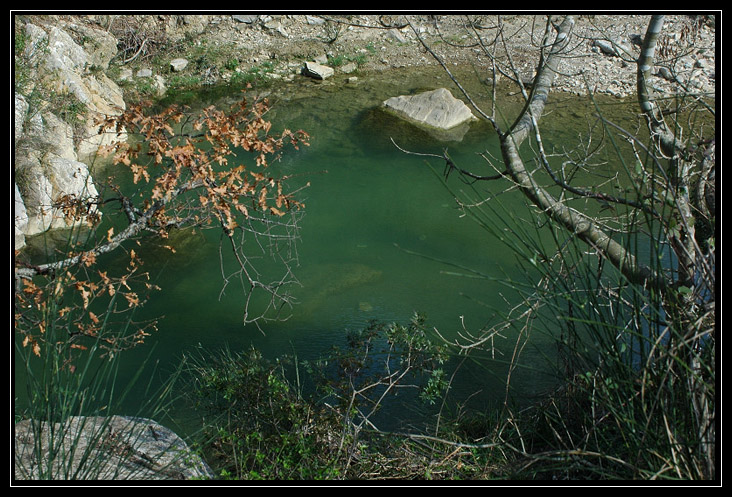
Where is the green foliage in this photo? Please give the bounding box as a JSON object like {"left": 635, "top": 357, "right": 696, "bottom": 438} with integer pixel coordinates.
{"left": 327, "top": 52, "right": 367, "bottom": 68}
{"left": 183, "top": 346, "right": 342, "bottom": 480}
{"left": 224, "top": 57, "right": 240, "bottom": 71}
{"left": 304, "top": 313, "right": 449, "bottom": 424}
{"left": 229, "top": 61, "right": 278, "bottom": 89}
{"left": 182, "top": 315, "right": 466, "bottom": 480}
{"left": 14, "top": 22, "right": 34, "bottom": 94}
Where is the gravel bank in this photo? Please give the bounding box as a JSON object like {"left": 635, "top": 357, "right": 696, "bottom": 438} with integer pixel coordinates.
{"left": 177, "top": 14, "right": 716, "bottom": 99}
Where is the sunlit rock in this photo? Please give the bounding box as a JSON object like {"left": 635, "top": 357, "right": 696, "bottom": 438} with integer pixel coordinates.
{"left": 382, "top": 88, "right": 477, "bottom": 141}
{"left": 302, "top": 60, "right": 334, "bottom": 80}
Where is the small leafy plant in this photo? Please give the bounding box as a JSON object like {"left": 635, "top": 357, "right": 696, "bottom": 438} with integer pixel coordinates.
{"left": 182, "top": 313, "right": 451, "bottom": 480}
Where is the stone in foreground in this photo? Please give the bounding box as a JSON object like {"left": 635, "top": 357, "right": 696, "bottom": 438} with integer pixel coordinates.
{"left": 14, "top": 416, "right": 215, "bottom": 480}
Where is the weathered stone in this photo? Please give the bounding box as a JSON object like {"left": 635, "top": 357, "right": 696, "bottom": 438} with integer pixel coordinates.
{"left": 302, "top": 60, "right": 334, "bottom": 80}
{"left": 15, "top": 183, "right": 28, "bottom": 249}
{"left": 387, "top": 28, "right": 409, "bottom": 44}
{"left": 656, "top": 66, "right": 675, "bottom": 81}
{"left": 118, "top": 68, "right": 133, "bottom": 81}
{"left": 46, "top": 156, "right": 99, "bottom": 206}
{"left": 170, "top": 58, "right": 189, "bottom": 72}
{"left": 35, "top": 111, "right": 78, "bottom": 161}
{"left": 20, "top": 20, "right": 126, "bottom": 163}
{"left": 233, "top": 14, "right": 258, "bottom": 24}
{"left": 62, "top": 21, "right": 119, "bottom": 70}
{"left": 15, "top": 155, "right": 60, "bottom": 236}
{"left": 382, "top": 88, "right": 477, "bottom": 141}
{"left": 340, "top": 62, "right": 358, "bottom": 74}
{"left": 263, "top": 19, "right": 289, "bottom": 38}
{"left": 43, "top": 25, "right": 89, "bottom": 72}
{"left": 14, "top": 94, "right": 28, "bottom": 143}
{"left": 15, "top": 103, "right": 102, "bottom": 240}
{"left": 306, "top": 15, "right": 325, "bottom": 25}
{"left": 592, "top": 38, "right": 630, "bottom": 58}
{"left": 14, "top": 416, "right": 215, "bottom": 480}
{"left": 153, "top": 75, "right": 167, "bottom": 97}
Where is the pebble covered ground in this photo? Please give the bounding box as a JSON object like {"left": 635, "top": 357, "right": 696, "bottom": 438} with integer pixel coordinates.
{"left": 195, "top": 14, "right": 716, "bottom": 99}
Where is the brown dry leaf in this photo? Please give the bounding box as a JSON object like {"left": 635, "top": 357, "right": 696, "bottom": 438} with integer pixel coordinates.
{"left": 75, "top": 281, "right": 91, "bottom": 309}
{"left": 81, "top": 251, "right": 97, "bottom": 267}
{"left": 89, "top": 311, "right": 99, "bottom": 324}
{"left": 124, "top": 292, "right": 140, "bottom": 308}
{"left": 259, "top": 187, "right": 268, "bottom": 209}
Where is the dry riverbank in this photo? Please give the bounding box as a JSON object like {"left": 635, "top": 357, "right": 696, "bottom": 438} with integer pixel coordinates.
{"left": 106, "top": 13, "right": 716, "bottom": 100}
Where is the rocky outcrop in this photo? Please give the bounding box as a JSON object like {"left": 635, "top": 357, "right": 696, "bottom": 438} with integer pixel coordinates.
{"left": 382, "top": 88, "right": 478, "bottom": 142}
{"left": 14, "top": 18, "right": 126, "bottom": 249}
{"left": 14, "top": 416, "right": 215, "bottom": 480}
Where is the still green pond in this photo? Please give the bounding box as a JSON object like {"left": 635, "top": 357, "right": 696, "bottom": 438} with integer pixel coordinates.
{"left": 18, "top": 66, "right": 640, "bottom": 434}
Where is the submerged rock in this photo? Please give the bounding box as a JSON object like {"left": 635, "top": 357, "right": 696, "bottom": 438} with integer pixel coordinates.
{"left": 358, "top": 301, "right": 374, "bottom": 312}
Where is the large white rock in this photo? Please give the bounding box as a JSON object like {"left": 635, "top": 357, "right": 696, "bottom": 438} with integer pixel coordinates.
{"left": 15, "top": 20, "right": 127, "bottom": 246}
{"left": 22, "top": 22, "right": 126, "bottom": 161}
{"left": 16, "top": 154, "right": 99, "bottom": 238}
{"left": 14, "top": 94, "right": 28, "bottom": 143}
{"left": 16, "top": 158, "right": 56, "bottom": 236}
{"left": 14, "top": 416, "right": 215, "bottom": 480}
{"left": 383, "top": 88, "right": 477, "bottom": 131}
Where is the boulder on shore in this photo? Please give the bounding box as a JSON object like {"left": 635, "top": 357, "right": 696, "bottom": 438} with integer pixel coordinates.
{"left": 301, "top": 60, "right": 334, "bottom": 80}
{"left": 14, "top": 415, "right": 215, "bottom": 480}
{"left": 382, "top": 88, "right": 478, "bottom": 141}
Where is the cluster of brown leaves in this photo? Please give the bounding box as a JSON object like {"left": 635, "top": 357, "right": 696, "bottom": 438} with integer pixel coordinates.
{"left": 16, "top": 94, "right": 309, "bottom": 360}
{"left": 97, "top": 94, "right": 309, "bottom": 233}
{"left": 54, "top": 193, "right": 102, "bottom": 226}
{"left": 15, "top": 248, "right": 158, "bottom": 360}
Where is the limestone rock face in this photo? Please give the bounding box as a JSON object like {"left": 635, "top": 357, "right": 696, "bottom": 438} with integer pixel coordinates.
{"left": 14, "top": 416, "right": 215, "bottom": 480}
{"left": 14, "top": 183, "right": 28, "bottom": 248}
{"left": 383, "top": 88, "right": 477, "bottom": 131}
{"left": 15, "top": 19, "right": 127, "bottom": 249}
{"left": 23, "top": 22, "right": 125, "bottom": 117}
{"left": 15, "top": 107, "right": 101, "bottom": 240}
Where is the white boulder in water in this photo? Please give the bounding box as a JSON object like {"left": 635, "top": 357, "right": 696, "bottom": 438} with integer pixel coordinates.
{"left": 383, "top": 87, "right": 477, "bottom": 133}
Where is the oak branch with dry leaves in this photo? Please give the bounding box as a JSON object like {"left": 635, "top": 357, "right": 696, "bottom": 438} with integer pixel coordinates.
{"left": 15, "top": 93, "right": 310, "bottom": 357}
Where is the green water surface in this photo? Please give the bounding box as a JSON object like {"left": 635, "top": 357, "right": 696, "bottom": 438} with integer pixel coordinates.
{"left": 18, "top": 66, "right": 642, "bottom": 434}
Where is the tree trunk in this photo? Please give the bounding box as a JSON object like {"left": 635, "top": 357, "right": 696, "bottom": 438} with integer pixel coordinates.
{"left": 499, "top": 15, "right": 663, "bottom": 289}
